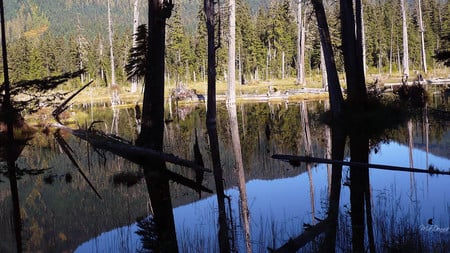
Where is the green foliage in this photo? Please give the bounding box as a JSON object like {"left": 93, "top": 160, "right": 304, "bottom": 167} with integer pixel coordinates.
{"left": 126, "top": 24, "right": 148, "bottom": 82}
{"left": 2, "top": 0, "right": 450, "bottom": 91}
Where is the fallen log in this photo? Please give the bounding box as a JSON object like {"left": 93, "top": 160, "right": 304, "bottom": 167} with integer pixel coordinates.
{"left": 268, "top": 218, "right": 332, "bottom": 252}
{"left": 272, "top": 154, "right": 450, "bottom": 175}
{"left": 71, "top": 128, "right": 212, "bottom": 173}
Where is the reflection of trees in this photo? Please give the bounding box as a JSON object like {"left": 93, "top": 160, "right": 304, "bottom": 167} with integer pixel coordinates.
{"left": 228, "top": 104, "right": 252, "bottom": 252}
{"left": 270, "top": 124, "right": 346, "bottom": 252}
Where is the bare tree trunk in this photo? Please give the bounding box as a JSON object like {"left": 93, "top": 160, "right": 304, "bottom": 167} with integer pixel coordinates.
{"left": 320, "top": 41, "right": 327, "bottom": 89}
{"left": 418, "top": 0, "right": 427, "bottom": 74}
{"left": 341, "top": 0, "right": 367, "bottom": 107}
{"left": 389, "top": 19, "right": 394, "bottom": 75}
{"left": 107, "top": 0, "right": 120, "bottom": 104}
{"left": 361, "top": 3, "right": 367, "bottom": 77}
{"left": 228, "top": 104, "right": 252, "bottom": 253}
{"left": 131, "top": 0, "right": 140, "bottom": 93}
{"left": 204, "top": 0, "right": 231, "bottom": 251}
{"left": 400, "top": 0, "right": 409, "bottom": 77}
{"left": 311, "top": 0, "right": 344, "bottom": 118}
{"left": 137, "top": 1, "right": 176, "bottom": 251}
{"left": 297, "top": 0, "right": 306, "bottom": 86}
{"left": 227, "top": 0, "right": 236, "bottom": 105}
{"left": 107, "top": 0, "right": 116, "bottom": 87}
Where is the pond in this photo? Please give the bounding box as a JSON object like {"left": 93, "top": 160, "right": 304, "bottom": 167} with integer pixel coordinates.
{"left": 0, "top": 99, "right": 449, "bottom": 252}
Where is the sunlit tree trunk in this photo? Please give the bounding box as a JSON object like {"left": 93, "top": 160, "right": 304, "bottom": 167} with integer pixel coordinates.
{"left": 107, "top": 0, "right": 116, "bottom": 87}
{"left": 418, "top": 0, "right": 427, "bottom": 74}
{"left": 297, "top": 0, "right": 306, "bottom": 86}
{"left": 400, "top": 0, "right": 409, "bottom": 77}
{"left": 227, "top": 0, "right": 236, "bottom": 105}
{"left": 389, "top": 20, "right": 394, "bottom": 75}
{"left": 131, "top": 0, "right": 140, "bottom": 93}
{"left": 320, "top": 42, "right": 327, "bottom": 89}
{"left": 361, "top": 3, "right": 367, "bottom": 77}
{"left": 311, "top": 0, "right": 344, "bottom": 118}
{"left": 107, "top": 0, "right": 120, "bottom": 104}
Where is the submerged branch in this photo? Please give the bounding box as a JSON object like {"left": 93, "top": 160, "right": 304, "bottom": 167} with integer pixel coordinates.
{"left": 54, "top": 131, "right": 102, "bottom": 199}
{"left": 268, "top": 218, "right": 332, "bottom": 253}
{"left": 272, "top": 154, "right": 450, "bottom": 175}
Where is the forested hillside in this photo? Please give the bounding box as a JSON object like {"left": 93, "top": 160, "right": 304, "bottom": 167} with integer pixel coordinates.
{"left": 1, "top": 0, "right": 450, "bottom": 90}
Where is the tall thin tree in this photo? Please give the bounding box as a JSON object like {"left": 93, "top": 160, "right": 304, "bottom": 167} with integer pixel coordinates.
{"left": 107, "top": 0, "right": 120, "bottom": 104}
{"left": 131, "top": 0, "right": 140, "bottom": 93}
{"left": 227, "top": 0, "right": 236, "bottom": 104}
{"left": 297, "top": 0, "right": 306, "bottom": 86}
{"left": 400, "top": 0, "right": 410, "bottom": 79}
{"left": 418, "top": 0, "right": 427, "bottom": 74}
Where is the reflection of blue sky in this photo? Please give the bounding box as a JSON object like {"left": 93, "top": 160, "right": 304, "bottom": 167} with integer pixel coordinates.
{"left": 369, "top": 142, "right": 450, "bottom": 227}
{"left": 75, "top": 142, "right": 450, "bottom": 252}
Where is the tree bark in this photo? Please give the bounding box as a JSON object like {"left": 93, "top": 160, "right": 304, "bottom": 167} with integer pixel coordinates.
{"left": 340, "top": 0, "right": 367, "bottom": 107}
{"left": 311, "top": 0, "right": 344, "bottom": 118}
{"left": 418, "top": 0, "right": 427, "bottom": 74}
{"left": 107, "top": 0, "right": 120, "bottom": 105}
{"left": 131, "top": 0, "right": 140, "bottom": 93}
{"left": 400, "top": 0, "right": 409, "bottom": 77}
{"left": 205, "top": 0, "right": 232, "bottom": 251}
{"left": 297, "top": 0, "right": 306, "bottom": 86}
{"left": 227, "top": 0, "right": 236, "bottom": 105}
{"left": 138, "top": 1, "right": 176, "bottom": 251}
{"left": 107, "top": 0, "right": 116, "bottom": 87}
{"left": 361, "top": 2, "right": 367, "bottom": 77}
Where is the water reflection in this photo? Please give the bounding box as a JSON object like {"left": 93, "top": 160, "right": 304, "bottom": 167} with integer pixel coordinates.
{"left": 0, "top": 100, "right": 449, "bottom": 252}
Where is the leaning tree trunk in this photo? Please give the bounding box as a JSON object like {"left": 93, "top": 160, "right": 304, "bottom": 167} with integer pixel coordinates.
{"left": 311, "top": 0, "right": 344, "bottom": 118}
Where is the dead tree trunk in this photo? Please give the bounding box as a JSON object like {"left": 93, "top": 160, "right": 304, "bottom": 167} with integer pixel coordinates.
{"left": 297, "top": 0, "right": 306, "bottom": 86}
{"left": 205, "top": 0, "right": 232, "bottom": 251}
{"left": 418, "top": 0, "right": 427, "bottom": 74}
{"left": 311, "top": 0, "right": 344, "bottom": 118}
{"left": 400, "top": 0, "right": 409, "bottom": 77}
{"left": 107, "top": 0, "right": 120, "bottom": 104}
{"left": 227, "top": 0, "right": 236, "bottom": 105}
{"left": 340, "top": 0, "right": 367, "bottom": 107}
{"left": 131, "top": 0, "right": 140, "bottom": 93}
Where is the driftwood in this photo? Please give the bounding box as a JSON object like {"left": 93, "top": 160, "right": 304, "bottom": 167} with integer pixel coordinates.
{"left": 272, "top": 154, "right": 450, "bottom": 175}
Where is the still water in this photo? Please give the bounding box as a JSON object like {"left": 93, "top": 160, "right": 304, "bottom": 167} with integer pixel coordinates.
{"left": 1, "top": 100, "right": 449, "bottom": 252}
